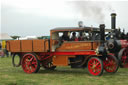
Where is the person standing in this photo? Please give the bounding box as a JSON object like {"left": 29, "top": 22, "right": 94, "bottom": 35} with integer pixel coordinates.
{"left": 78, "top": 32, "right": 84, "bottom": 41}
{"left": 61, "top": 31, "right": 70, "bottom": 41}
{"left": 0, "top": 43, "right": 1, "bottom": 50}
{"left": 71, "top": 32, "right": 77, "bottom": 41}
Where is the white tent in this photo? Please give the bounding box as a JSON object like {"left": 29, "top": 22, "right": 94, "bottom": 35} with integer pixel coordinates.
{"left": 18, "top": 36, "right": 37, "bottom": 40}
{"left": 0, "top": 33, "right": 13, "bottom": 41}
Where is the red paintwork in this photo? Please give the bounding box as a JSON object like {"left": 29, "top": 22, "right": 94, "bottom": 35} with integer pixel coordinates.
{"left": 103, "top": 55, "right": 117, "bottom": 72}
{"left": 21, "top": 54, "right": 38, "bottom": 73}
{"left": 118, "top": 40, "right": 128, "bottom": 68}
{"left": 37, "top": 51, "right": 97, "bottom": 61}
{"left": 88, "top": 58, "right": 102, "bottom": 76}
{"left": 120, "top": 40, "right": 128, "bottom": 48}
{"left": 38, "top": 51, "right": 96, "bottom": 56}
{"left": 53, "top": 51, "right": 96, "bottom": 56}
{"left": 123, "top": 64, "right": 128, "bottom": 68}
{"left": 121, "top": 48, "right": 128, "bottom": 68}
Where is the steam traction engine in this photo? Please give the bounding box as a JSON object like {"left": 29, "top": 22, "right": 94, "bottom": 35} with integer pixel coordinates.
{"left": 107, "top": 13, "right": 128, "bottom": 68}
{"left": 6, "top": 23, "right": 119, "bottom": 76}
{"left": 7, "top": 13, "right": 128, "bottom": 76}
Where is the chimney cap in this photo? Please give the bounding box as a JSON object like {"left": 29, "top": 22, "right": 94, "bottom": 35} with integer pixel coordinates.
{"left": 111, "top": 13, "right": 116, "bottom": 16}
{"left": 99, "top": 24, "right": 105, "bottom": 27}
{"left": 78, "top": 21, "right": 83, "bottom": 27}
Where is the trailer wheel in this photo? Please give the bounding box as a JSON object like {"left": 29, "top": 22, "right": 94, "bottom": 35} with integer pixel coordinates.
{"left": 21, "top": 53, "right": 40, "bottom": 74}
{"left": 87, "top": 57, "right": 103, "bottom": 76}
{"left": 43, "top": 62, "right": 56, "bottom": 70}
{"left": 12, "top": 54, "right": 21, "bottom": 67}
{"left": 103, "top": 55, "right": 119, "bottom": 73}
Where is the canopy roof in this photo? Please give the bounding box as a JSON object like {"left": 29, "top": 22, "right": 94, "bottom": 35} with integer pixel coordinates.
{"left": 51, "top": 27, "right": 112, "bottom": 32}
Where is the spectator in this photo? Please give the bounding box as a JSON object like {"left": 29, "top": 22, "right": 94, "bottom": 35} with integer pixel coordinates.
{"left": 0, "top": 43, "right": 1, "bottom": 50}
{"left": 71, "top": 32, "right": 77, "bottom": 41}
{"left": 61, "top": 31, "right": 70, "bottom": 41}
{"left": 4, "top": 49, "right": 9, "bottom": 57}
{"left": 78, "top": 32, "right": 84, "bottom": 41}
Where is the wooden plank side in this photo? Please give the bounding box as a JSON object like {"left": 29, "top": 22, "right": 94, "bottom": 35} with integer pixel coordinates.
{"left": 21, "top": 40, "right": 32, "bottom": 52}
{"left": 7, "top": 39, "right": 49, "bottom": 52}
{"left": 9, "top": 40, "right": 21, "bottom": 52}
{"left": 45, "top": 40, "right": 50, "bottom": 52}
{"left": 33, "top": 40, "right": 44, "bottom": 52}
{"left": 33, "top": 39, "right": 49, "bottom": 52}
{"left": 56, "top": 42, "right": 92, "bottom": 51}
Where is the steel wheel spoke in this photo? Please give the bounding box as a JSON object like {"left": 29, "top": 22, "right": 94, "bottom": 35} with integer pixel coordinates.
{"left": 104, "top": 55, "right": 118, "bottom": 73}
{"left": 88, "top": 57, "right": 103, "bottom": 76}
{"left": 21, "top": 54, "right": 39, "bottom": 74}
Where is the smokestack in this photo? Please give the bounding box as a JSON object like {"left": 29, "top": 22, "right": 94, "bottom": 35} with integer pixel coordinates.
{"left": 78, "top": 21, "right": 84, "bottom": 27}
{"left": 111, "top": 13, "right": 116, "bottom": 29}
{"left": 100, "top": 24, "right": 105, "bottom": 42}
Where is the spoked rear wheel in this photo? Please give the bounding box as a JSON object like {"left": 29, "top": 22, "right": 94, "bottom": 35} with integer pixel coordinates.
{"left": 103, "top": 55, "right": 119, "bottom": 73}
{"left": 21, "top": 53, "right": 40, "bottom": 73}
{"left": 87, "top": 57, "right": 103, "bottom": 76}
{"left": 120, "top": 48, "right": 128, "bottom": 68}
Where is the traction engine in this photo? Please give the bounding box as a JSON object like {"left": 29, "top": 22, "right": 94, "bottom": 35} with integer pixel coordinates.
{"left": 107, "top": 13, "right": 128, "bottom": 68}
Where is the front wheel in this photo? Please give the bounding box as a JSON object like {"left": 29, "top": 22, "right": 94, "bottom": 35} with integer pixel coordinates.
{"left": 21, "top": 53, "right": 40, "bottom": 74}
{"left": 87, "top": 57, "right": 104, "bottom": 76}
{"left": 103, "top": 55, "right": 119, "bottom": 73}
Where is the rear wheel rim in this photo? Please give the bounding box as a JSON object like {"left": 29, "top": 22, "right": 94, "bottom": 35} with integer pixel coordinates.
{"left": 22, "top": 54, "right": 38, "bottom": 73}
{"left": 88, "top": 58, "right": 102, "bottom": 76}
{"left": 121, "top": 49, "right": 128, "bottom": 67}
{"left": 104, "top": 55, "right": 117, "bottom": 73}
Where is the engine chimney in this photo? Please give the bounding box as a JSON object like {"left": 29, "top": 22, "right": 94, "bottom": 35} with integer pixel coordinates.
{"left": 100, "top": 24, "right": 105, "bottom": 42}
{"left": 78, "top": 21, "right": 83, "bottom": 27}
{"left": 111, "top": 13, "right": 116, "bottom": 29}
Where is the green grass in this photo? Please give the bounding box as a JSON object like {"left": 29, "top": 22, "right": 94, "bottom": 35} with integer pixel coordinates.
{"left": 0, "top": 57, "right": 128, "bottom": 85}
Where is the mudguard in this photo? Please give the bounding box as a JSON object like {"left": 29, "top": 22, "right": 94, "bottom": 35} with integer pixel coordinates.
{"left": 118, "top": 48, "right": 126, "bottom": 60}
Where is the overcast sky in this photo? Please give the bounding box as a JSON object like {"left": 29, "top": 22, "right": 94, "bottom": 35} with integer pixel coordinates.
{"left": 1, "top": 0, "right": 128, "bottom": 36}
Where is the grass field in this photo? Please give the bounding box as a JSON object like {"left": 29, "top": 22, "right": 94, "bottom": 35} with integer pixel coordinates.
{"left": 0, "top": 57, "right": 128, "bottom": 85}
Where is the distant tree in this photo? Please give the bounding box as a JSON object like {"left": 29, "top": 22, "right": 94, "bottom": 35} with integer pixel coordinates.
{"left": 37, "top": 36, "right": 50, "bottom": 39}
{"left": 11, "top": 36, "right": 20, "bottom": 40}
{"left": 37, "top": 36, "right": 44, "bottom": 39}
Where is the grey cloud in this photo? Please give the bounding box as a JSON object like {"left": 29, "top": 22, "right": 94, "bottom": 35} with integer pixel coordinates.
{"left": 68, "top": 1, "right": 112, "bottom": 24}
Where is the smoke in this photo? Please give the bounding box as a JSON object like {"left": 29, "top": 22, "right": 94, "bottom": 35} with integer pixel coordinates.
{"left": 68, "top": 1, "right": 113, "bottom": 24}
